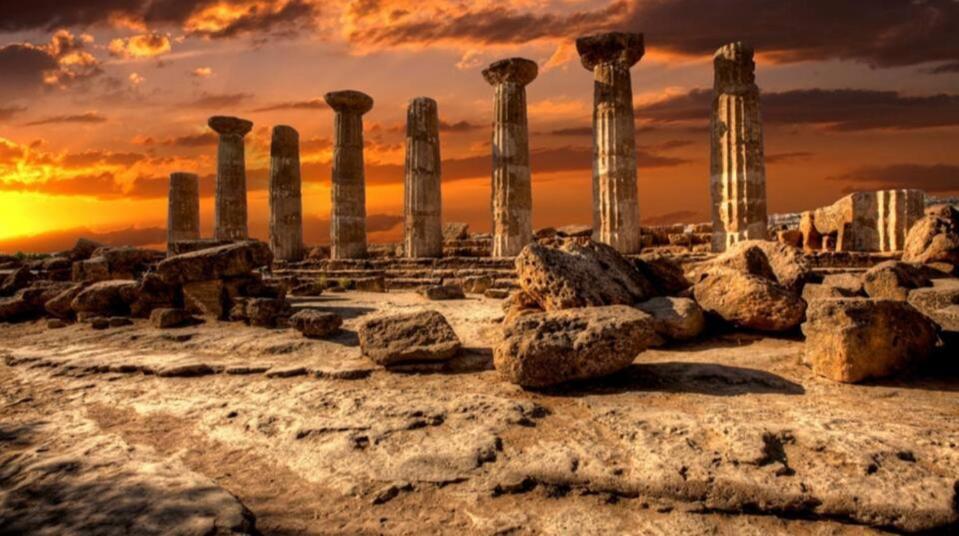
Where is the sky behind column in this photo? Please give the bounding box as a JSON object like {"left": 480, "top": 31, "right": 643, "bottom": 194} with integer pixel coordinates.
{"left": 1, "top": 0, "right": 958, "bottom": 251}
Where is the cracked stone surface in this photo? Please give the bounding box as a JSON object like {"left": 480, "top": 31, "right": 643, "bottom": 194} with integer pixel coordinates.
{"left": 1, "top": 291, "right": 957, "bottom": 534}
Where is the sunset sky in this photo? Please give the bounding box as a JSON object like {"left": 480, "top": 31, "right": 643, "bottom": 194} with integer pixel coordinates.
{"left": 1, "top": 0, "right": 958, "bottom": 252}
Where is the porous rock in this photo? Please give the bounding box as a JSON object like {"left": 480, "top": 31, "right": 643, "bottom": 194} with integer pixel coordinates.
{"left": 693, "top": 268, "right": 806, "bottom": 332}
{"left": 358, "top": 310, "right": 461, "bottom": 366}
{"left": 71, "top": 280, "right": 138, "bottom": 317}
{"left": 290, "top": 309, "right": 342, "bottom": 338}
{"left": 635, "top": 296, "right": 705, "bottom": 341}
{"left": 902, "top": 205, "right": 959, "bottom": 266}
{"left": 862, "top": 261, "right": 932, "bottom": 301}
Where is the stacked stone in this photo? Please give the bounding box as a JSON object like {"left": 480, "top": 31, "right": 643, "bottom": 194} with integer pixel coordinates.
{"left": 403, "top": 97, "right": 444, "bottom": 258}
{"left": 576, "top": 32, "right": 644, "bottom": 254}
{"left": 269, "top": 125, "right": 304, "bottom": 262}
{"left": 325, "top": 90, "right": 373, "bottom": 260}
{"left": 802, "top": 189, "right": 926, "bottom": 252}
{"left": 167, "top": 172, "right": 200, "bottom": 254}
{"left": 483, "top": 58, "right": 537, "bottom": 258}
{"left": 710, "top": 42, "right": 768, "bottom": 253}
{"left": 209, "top": 116, "right": 253, "bottom": 241}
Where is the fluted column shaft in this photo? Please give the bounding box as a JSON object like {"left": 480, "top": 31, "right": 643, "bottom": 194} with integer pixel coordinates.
{"left": 483, "top": 58, "right": 537, "bottom": 258}
{"left": 577, "top": 32, "right": 644, "bottom": 254}
{"left": 209, "top": 116, "right": 253, "bottom": 241}
{"left": 325, "top": 90, "right": 373, "bottom": 260}
{"left": 167, "top": 172, "right": 200, "bottom": 254}
{"left": 403, "top": 97, "right": 443, "bottom": 258}
{"left": 710, "top": 42, "right": 768, "bottom": 252}
{"left": 269, "top": 125, "right": 304, "bottom": 261}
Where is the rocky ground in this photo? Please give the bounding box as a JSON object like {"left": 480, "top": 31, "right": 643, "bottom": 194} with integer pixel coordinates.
{"left": 2, "top": 291, "right": 956, "bottom": 535}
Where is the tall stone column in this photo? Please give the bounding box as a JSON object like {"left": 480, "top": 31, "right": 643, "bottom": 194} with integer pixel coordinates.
{"left": 325, "top": 90, "right": 373, "bottom": 259}
{"left": 167, "top": 171, "right": 200, "bottom": 254}
{"left": 269, "top": 125, "right": 304, "bottom": 262}
{"left": 483, "top": 58, "right": 537, "bottom": 258}
{"left": 403, "top": 97, "right": 443, "bottom": 258}
{"left": 209, "top": 115, "right": 253, "bottom": 241}
{"left": 710, "top": 42, "right": 768, "bottom": 252}
{"left": 577, "top": 32, "right": 644, "bottom": 254}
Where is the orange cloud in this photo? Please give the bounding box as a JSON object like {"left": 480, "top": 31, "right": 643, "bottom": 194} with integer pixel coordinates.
{"left": 108, "top": 32, "right": 173, "bottom": 59}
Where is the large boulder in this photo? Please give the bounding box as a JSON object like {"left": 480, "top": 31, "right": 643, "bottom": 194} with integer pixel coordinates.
{"left": 156, "top": 241, "right": 273, "bottom": 285}
{"left": 129, "top": 273, "right": 181, "bottom": 318}
{"left": 708, "top": 240, "right": 812, "bottom": 292}
{"left": 902, "top": 205, "right": 959, "bottom": 267}
{"left": 183, "top": 280, "right": 225, "bottom": 318}
{"left": 802, "top": 298, "right": 938, "bottom": 383}
{"left": 907, "top": 279, "right": 959, "bottom": 332}
{"left": 494, "top": 305, "right": 658, "bottom": 388}
{"left": 71, "top": 257, "right": 110, "bottom": 282}
{"left": 358, "top": 310, "right": 461, "bottom": 366}
{"left": 91, "top": 246, "right": 164, "bottom": 279}
{"left": 290, "top": 309, "right": 343, "bottom": 338}
{"left": 635, "top": 296, "right": 705, "bottom": 341}
{"left": 515, "top": 240, "right": 654, "bottom": 311}
{"left": 1, "top": 282, "right": 75, "bottom": 323}
{"left": 44, "top": 283, "right": 87, "bottom": 319}
{"left": 0, "top": 266, "right": 34, "bottom": 297}
{"left": 693, "top": 268, "right": 807, "bottom": 332}
{"left": 71, "top": 280, "right": 138, "bottom": 316}
{"left": 862, "top": 261, "right": 932, "bottom": 301}
{"left": 150, "top": 308, "right": 197, "bottom": 329}
{"left": 68, "top": 238, "right": 105, "bottom": 261}
{"left": 633, "top": 254, "right": 691, "bottom": 296}
{"left": 820, "top": 273, "right": 865, "bottom": 295}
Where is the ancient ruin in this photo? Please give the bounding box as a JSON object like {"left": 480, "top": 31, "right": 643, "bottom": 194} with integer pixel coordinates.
{"left": 801, "top": 189, "right": 926, "bottom": 252}
{"left": 483, "top": 58, "right": 537, "bottom": 258}
{"left": 403, "top": 97, "right": 443, "bottom": 258}
{"left": 269, "top": 125, "right": 305, "bottom": 262}
{"left": 710, "top": 42, "right": 768, "bottom": 252}
{"left": 577, "top": 32, "right": 644, "bottom": 254}
{"left": 325, "top": 90, "right": 373, "bottom": 260}
{"left": 166, "top": 172, "right": 200, "bottom": 253}
{"left": 209, "top": 115, "right": 253, "bottom": 241}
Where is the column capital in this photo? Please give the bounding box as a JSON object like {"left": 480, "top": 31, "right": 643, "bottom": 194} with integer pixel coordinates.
{"left": 482, "top": 58, "right": 538, "bottom": 87}
{"left": 208, "top": 116, "right": 253, "bottom": 137}
{"left": 714, "top": 42, "right": 756, "bottom": 94}
{"left": 576, "top": 32, "right": 644, "bottom": 70}
{"left": 324, "top": 90, "right": 374, "bottom": 115}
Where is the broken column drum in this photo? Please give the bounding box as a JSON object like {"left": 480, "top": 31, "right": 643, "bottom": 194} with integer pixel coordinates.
{"left": 167, "top": 172, "right": 200, "bottom": 253}
{"left": 710, "top": 42, "right": 768, "bottom": 252}
{"left": 269, "top": 125, "right": 304, "bottom": 262}
{"left": 483, "top": 58, "right": 538, "bottom": 258}
{"left": 209, "top": 115, "right": 253, "bottom": 241}
{"left": 325, "top": 90, "right": 374, "bottom": 260}
{"left": 403, "top": 97, "right": 443, "bottom": 258}
{"left": 576, "top": 32, "right": 644, "bottom": 254}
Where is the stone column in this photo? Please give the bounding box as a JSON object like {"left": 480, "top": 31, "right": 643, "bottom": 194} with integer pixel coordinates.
{"left": 710, "top": 42, "right": 768, "bottom": 252}
{"left": 269, "top": 125, "right": 304, "bottom": 262}
{"left": 209, "top": 115, "right": 253, "bottom": 241}
{"left": 577, "top": 32, "right": 644, "bottom": 254}
{"left": 167, "top": 172, "right": 200, "bottom": 254}
{"left": 403, "top": 97, "right": 443, "bottom": 258}
{"left": 325, "top": 90, "right": 373, "bottom": 259}
{"left": 483, "top": 58, "right": 537, "bottom": 258}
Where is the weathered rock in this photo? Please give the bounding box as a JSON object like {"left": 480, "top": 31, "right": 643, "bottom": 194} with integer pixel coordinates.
{"left": 91, "top": 246, "right": 164, "bottom": 279}
{"left": 150, "top": 308, "right": 196, "bottom": 329}
{"left": 243, "top": 297, "right": 289, "bottom": 328}
{"left": 484, "top": 288, "right": 510, "bottom": 299}
{"left": 90, "top": 317, "right": 110, "bottom": 330}
{"left": 0, "top": 266, "right": 34, "bottom": 297}
{"left": 0, "top": 293, "right": 32, "bottom": 323}
{"left": 462, "top": 275, "right": 493, "bottom": 295}
{"left": 907, "top": 279, "right": 959, "bottom": 332}
{"left": 802, "top": 298, "right": 938, "bottom": 383}
{"left": 442, "top": 222, "right": 469, "bottom": 241}
{"left": 633, "top": 254, "right": 691, "bottom": 296}
{"left": 636, "top": 297, "right": 705, "bottom": 341}
{"left": 183, "top": 280, "right": 225, "bottom": 319}
{"left": 289, "top": 281, "right": 324, "bottom": 296}
{"left": 290, "top": 309, "right": 343, "bottom": 338}
{"left": 108, "top": 316, "right": 133, "bottom": 328}
{"left": 556, "top": 224, "right": 592, "bottom": 238}
{"left": 354, "top": 276, "right": 387, "bottom": 293}
{"left": 710, "top": 240, "right": 812, "bottom": 292}
{"left": 358, "top": 310, "right": 462, "bottom": 366}
{"left": 902, "top": 204, "right": 959, "bottom": 265}
{"left": 71, "top": 256, "right": 110, "bottom": 282}
{"left": 821, "top": 273, "right": 864, "bottom": 295}
{"left": 71, "top": 280, "right": 138, "bottom": 317}
{"left": 68, "top": 237, "right": 104, "bottom": 261}
{"left": 46, "top": 318, "right": 66, "bottom": 329}
{"left": 811, "top": 189, "right": 925, "bottom": 252}
{"left": 516, "top": 240, "right": 653, "bottom": 311}
{"left": 502, "top": 289, "right": 542, "bottom": 324}
{"left": 693, "top": 268, "right": 806, "bottom": 332}
{"left": 420, "top": 285, "right": 465, "bottom": 301}
{"left": 862, "top": 261, "right": 932, "bottom": 301}
{"left": 156, "top": 241, "right": 273, "bottom": 285}
{"left": 129, "top": 273, "right": 181, "bottom": 318}
{"left": 495, "top": 305, "right": 658, "bottom": 387}
{"left": 802, "top": 283, "right": 857, "bottom": 302}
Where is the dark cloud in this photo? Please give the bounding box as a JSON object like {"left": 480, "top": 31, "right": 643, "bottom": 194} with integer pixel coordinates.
{"left": 0, "top": 225, "right": 166, "bottom": 254}
{"left": 0, "top": 44, "right": 58, "bottom": 99}
{"left": 0, "top": 0, "right": 141, "bottom": 32}
{"left": 186, "top": 92, "right": 253, "bottom": 109}
{"left": 439, "top": 120, "right": 481, "bottom": 133}
{"left": 195, "top": 0, "right": 316, "bottom": 39}
{"left": 628, "top": 0, "right": 959, "bottom": 69}
{"left": 162, "top": 131, "right": 218, "bottom": 147}
{"left": 641, "top": 210, "right": 703, "bottom": 226}
{"left": 638, "top": 88, "right": 959, "bottom": 131}
{"left": 252, "top": 98, "right": 327, "bottom": 113}
{"left": 23, "top": 112, "right": 107, "bottom": 126}
{"left": 827, "top": 163, "right": 959, "bottom": 193}
{"left": 0, "top": 105, "right": 28, "bottom": 122}
{"left": 766, "top": 151, "right": 813, "bottom": 164}
{"left": 350, "top": 1, "right": 628, "bottom": 47}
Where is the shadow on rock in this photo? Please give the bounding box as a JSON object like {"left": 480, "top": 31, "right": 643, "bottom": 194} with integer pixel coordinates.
{"left": 545, "top": 362, "right": 805, "bottom": 397}
{"left": 386, "top": 347, "right": 494, "bottom": 375}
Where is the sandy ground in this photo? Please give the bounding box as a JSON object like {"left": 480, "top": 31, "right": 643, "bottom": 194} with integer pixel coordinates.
{"left": 1, "top": 291, "right": 957, "bottom": 535}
